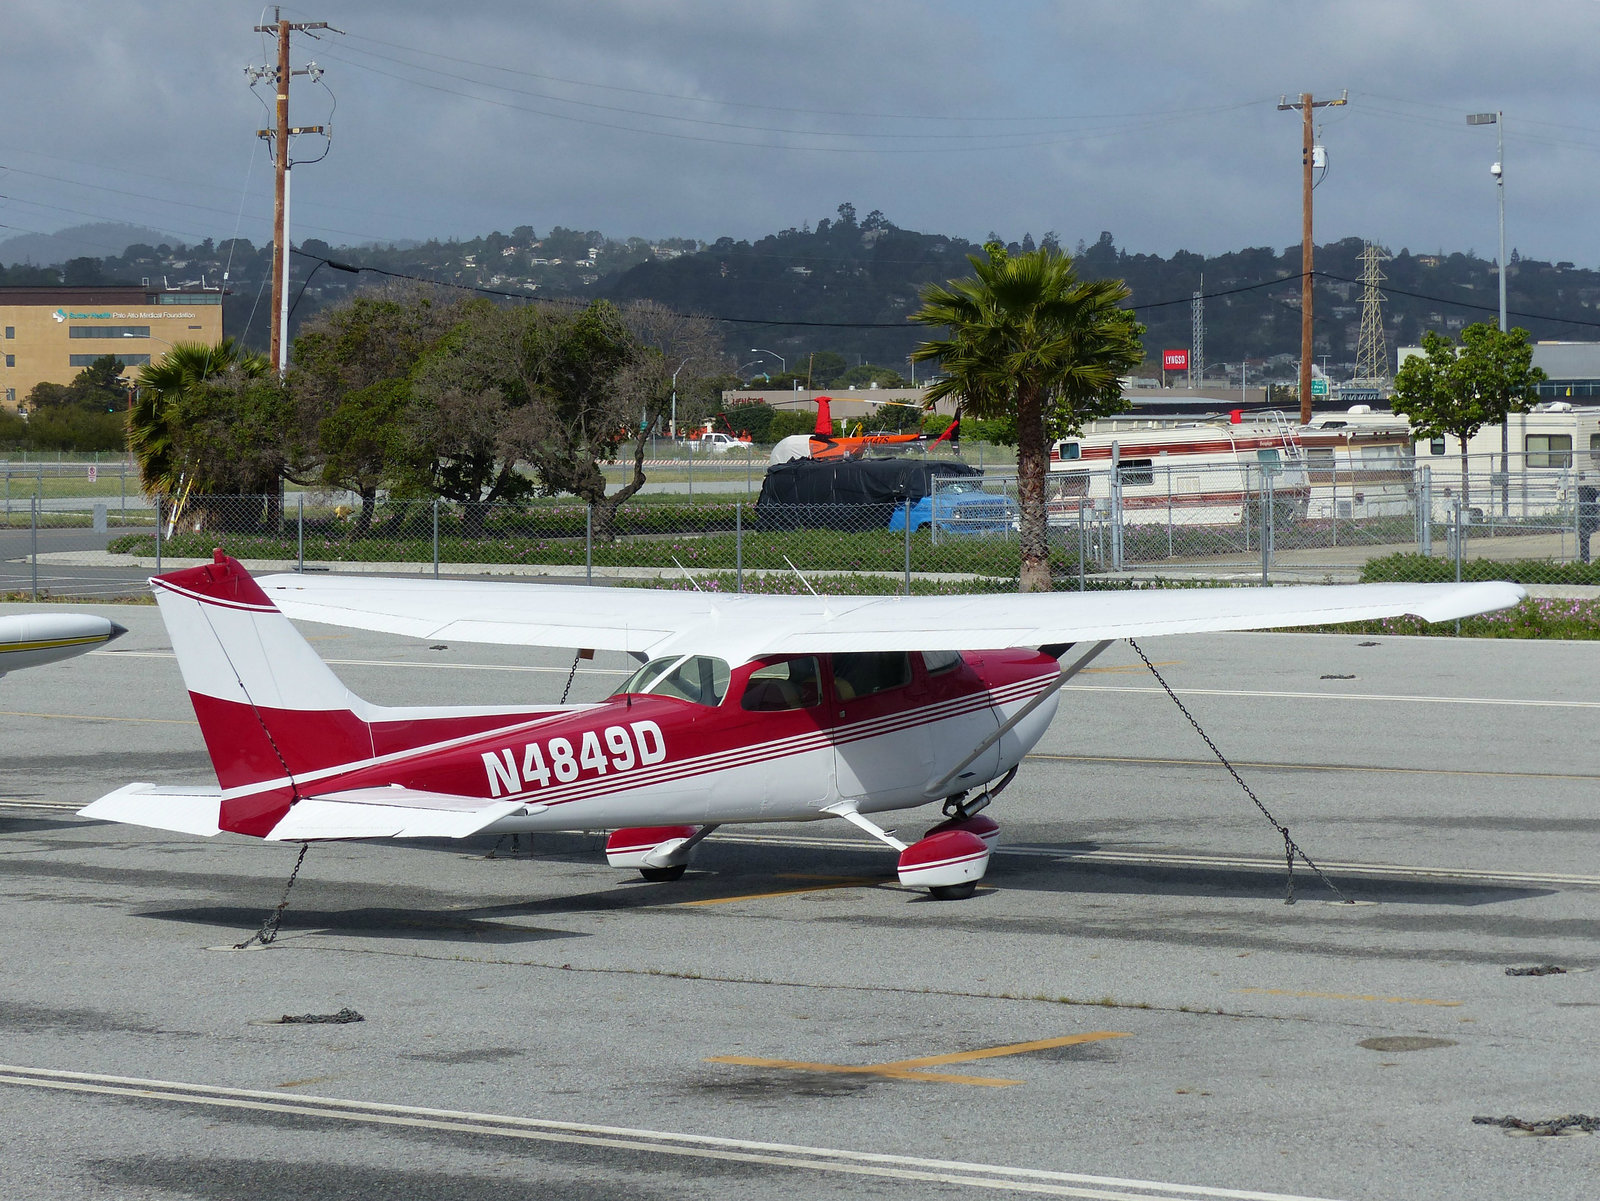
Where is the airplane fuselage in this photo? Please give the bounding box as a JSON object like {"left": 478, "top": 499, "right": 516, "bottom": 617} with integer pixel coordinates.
{"left": 212, "top": 648, "right": 1061, "bottom": 837}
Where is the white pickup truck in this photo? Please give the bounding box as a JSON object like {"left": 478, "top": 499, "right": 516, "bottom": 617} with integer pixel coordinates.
{"left": 686, "top": 432, "right": 747, "bottom": 453}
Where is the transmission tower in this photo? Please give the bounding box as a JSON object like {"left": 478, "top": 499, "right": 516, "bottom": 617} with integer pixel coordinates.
{"left": 1353, "top": 242, "right": 1392, "bottom": 389}
{"left": 1190, "top": 281, "right": 1204, "bottom": 388}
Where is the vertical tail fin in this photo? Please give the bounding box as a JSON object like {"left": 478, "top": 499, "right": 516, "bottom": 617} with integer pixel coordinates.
{"left": 153, "top": 551, "right": 375, "bottom": 834}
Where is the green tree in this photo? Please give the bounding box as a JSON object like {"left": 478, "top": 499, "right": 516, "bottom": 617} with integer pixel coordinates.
{"left": 26, "top": 355, "right": 128, "bottom": 417}
{"left": 911, "top": 242, "right": 1143, "bottom": 591}
{"left": 1390, "top": 323, "right": 1547, "bottom": 511}
{"left": 288, "top": 286, "right": 464, "bottom": 533}
{"left": 129, "top": 339, "right": 273, "bottom": 516}
{"left": 486, "top": 298, "right": 722, "bottom": 537}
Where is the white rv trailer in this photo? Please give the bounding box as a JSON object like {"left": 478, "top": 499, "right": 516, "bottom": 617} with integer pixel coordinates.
{"left": 1387, "top": 402, "right": 1600, "bottom": 519}
{"left": 1046, "top": 414, "right": 1311, "bottom": 526}
{"left": 1298, "top": 407, "right": 1416, "bottom": 519}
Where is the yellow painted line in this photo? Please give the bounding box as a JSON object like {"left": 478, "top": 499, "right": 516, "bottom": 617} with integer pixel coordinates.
{"left": 707, "top": 1030, "right": 1132, "bottom": 1088}
{"left": 877, "top": 1030, "right": 1132, "bottom": 1070}
{"left": 1027, "top": 752, "right": 1600, "bottom": 783}
{"left": 703, "top": 1056, "right": 1023, "bottom": 1087}
{"left": 679, "top": 876, "right": 884, "bottom": 907}
{"left": 0, "top": 708, "right": 194, "bottom": 725}
{"left": 1237, "top": 987, "right": 1461, "bottom": 1008}
{"left": 1080, "top": 660, "right": 1179, "bottom": 674}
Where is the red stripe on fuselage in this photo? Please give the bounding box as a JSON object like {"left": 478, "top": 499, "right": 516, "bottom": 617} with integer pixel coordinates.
{"left": 210, "top": 650, "right": 1060, "bottom": 836}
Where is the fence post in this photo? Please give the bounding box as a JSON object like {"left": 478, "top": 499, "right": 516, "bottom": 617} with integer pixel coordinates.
{"left": 1453, "top": 500, "right": 1464, "bottom": 582}
{"left": 1110, "top": 473, "right": 1124, "bottom": 572}
{"left": 30, "top": 494, "right": 38, "bottom": 602}
{"left": 1330, "top": 459, "right": 1338, "bottom": 548}
{"left": 735, "top": 501, "right": 743, "bottom": 593}
{"left": 1261, "top": 474, "right": 1272, "bottom": 585}
{"left": 431, "top": 498, "right": 440, "bottom": 579}
{"left": 1419, "top": 466, "right": 1432, "bottom": 556}
{"left": 585, "top": 504, "right": 593, "bottom": 584}
{"left": 1077, "top": 500, "right": 1086, "bottom": 592}
{"left": 297, "top": 494, "right": 305, "bottom": 573}
{"left": 903, "top": 499, "right": 912, "bottom": 595}
{"left": 686, "top": 449, "right": 693, "bottom": 500}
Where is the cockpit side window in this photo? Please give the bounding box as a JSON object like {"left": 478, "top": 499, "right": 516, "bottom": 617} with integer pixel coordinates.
{"left": 616, "top": 655, "right": 731, "bottom": 706}
{"left": 740, "top": 657, "right": 822, "bottom": 711}
{"left": 831, "top": 651, "right": 912, "bottom": 701}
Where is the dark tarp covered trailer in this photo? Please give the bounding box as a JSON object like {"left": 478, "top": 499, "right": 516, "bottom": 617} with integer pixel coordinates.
{"left": 755, "top": 457, "right": 983, "bottom": 531}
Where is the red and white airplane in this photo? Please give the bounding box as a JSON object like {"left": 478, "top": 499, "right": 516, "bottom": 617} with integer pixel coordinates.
{"left": 82, "top": 552, "right": 1520, "bottom": 898}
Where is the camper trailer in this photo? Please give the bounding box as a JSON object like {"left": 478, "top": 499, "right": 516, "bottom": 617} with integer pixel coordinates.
{"left": 1047, "top": 414, "right": 1311, "bottom": 526}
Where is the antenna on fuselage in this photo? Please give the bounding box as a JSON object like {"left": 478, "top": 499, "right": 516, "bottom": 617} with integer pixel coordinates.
{"left": 670, "top": 556, "right": 705, "bottom": 592}
{"left": 782, "top": 555, "right": 821, "bottom": 598}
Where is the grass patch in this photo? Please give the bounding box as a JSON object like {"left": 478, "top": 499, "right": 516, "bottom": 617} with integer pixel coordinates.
{"left": 1360, "top": 552, "right": 1600, "bottom": 586}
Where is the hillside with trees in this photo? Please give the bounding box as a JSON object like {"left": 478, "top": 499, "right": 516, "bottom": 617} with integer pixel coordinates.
{"left": 6, "top": 209, "right": 1600, "bottom": 387}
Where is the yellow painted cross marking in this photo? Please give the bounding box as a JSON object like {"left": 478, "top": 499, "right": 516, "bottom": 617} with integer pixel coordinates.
{"left": 706, "top": 1030, "right": 1131, "bottom": 1088}
{"left": 1238, "top": 987, "right": 1461, "bottom": 1008}
{"left": 679, "top": 875, "right": 886, "bottom": 907}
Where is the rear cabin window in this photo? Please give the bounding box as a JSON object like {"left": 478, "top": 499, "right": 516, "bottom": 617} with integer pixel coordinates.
{"left": 740, "top": 658, "right": 821, "bottom": 711}
{"left": 1429, "top": 437, "right": 1447, "bottom": 456}
{"left": 1116, "top": 458, "right": 1154, "bottom": 486}
{"left": 1054, "top": 441, "right": 1081, "bottom": 461}
{"left": 1526, "top": 434, "right": 1573, "bottom": 469}
{"left": 832, "top": 652, "right": 912, "bottom": 701}
{"left": 618, "top": 655, "right": 730, "bottom": 706}
{"left": 921, "top": 649, "right": 962, "bottom": 675}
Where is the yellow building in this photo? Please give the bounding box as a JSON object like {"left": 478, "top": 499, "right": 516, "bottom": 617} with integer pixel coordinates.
{"left": 0, "top": 286, "right": 224, "bottom": 412}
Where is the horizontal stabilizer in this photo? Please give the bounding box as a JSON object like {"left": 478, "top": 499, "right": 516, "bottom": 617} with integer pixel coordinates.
{"left": 265, "top": 787, "right": 526, "bottom": 841}
{"left": 79, "top": 784, "right": 222, "bottom": 837}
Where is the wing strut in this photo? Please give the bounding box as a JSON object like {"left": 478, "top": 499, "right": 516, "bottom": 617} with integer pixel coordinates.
{"left": 923, "top": 640, "right": 1113, "bottom": 798}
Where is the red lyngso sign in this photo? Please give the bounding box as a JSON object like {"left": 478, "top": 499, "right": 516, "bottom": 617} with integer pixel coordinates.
{"left": 1162, "top": 349, "right": 1190, "bottom": 371}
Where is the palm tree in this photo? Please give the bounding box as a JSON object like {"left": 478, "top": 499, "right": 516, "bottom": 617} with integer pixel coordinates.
{"left": 911, "top": 244, "right": 1143, "bottom": 591}
{"left": 128, "top": 339, "right": 268, "bottom": 497}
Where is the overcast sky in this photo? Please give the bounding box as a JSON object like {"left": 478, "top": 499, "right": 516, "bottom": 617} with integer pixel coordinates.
{"left": 6, "top": 1, "right": 1600, "bottom": 268}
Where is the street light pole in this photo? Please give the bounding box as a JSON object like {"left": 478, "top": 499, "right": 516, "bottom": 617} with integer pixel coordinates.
{"left": 669, "top": 356, "right": 691, "bottom": 441}
{"left": 1468, "top": 110, "right": 1510, "bottom": 509}
{"left": 749, "top": 347, "right": 786, "bottom": 377}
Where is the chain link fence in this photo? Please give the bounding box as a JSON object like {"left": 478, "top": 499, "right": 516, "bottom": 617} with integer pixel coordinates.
{"left": 8, "top": 452, "right": 1600, "bottom": 601}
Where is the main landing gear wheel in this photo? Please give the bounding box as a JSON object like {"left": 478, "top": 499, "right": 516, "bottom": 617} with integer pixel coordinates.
{"left": 927, "top": 881, "right": 977, "bottom": 901}
{"left": 639, "top": 864, "right": 687, "bottom": 883}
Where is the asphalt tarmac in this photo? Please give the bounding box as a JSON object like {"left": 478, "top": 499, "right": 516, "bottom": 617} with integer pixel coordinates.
{"left": 2, "top": 602, "right": 1597, "bottom": 1200}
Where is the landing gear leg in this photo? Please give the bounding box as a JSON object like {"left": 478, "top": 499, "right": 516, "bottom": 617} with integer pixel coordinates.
{"left": 605, "top": 824, "right": 720, "bottom": 881}
{"left": 824, "top": 801, "right": 991, "bottom": 899}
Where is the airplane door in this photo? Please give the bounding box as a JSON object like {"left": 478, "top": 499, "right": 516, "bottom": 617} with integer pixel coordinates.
{"left": 829, "top": 651, "right": 931, "bottom": 810}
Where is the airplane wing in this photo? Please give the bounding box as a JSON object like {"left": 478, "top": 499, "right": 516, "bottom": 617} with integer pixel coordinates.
{"left": 258, "top": 574, "right": 1524, "bottom": 665}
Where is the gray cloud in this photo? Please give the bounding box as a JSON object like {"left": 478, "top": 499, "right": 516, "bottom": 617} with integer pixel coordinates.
{"left": 4, "top": 0, "right": 1598, "bottom": 267}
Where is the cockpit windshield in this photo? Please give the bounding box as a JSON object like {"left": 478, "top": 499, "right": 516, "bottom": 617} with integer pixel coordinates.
{"left": 616, "top": 655, "right": 731, "bottom": 706}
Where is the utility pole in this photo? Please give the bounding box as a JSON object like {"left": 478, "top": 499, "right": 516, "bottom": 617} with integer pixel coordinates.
{"left": 1278, "top": 91, "right": 1347, "bottom": 423}
{"left": 250, "top": 9, "right": 336, "bottom": 374}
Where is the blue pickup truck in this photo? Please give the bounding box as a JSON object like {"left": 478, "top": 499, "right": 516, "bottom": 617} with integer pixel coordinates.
{"left": 887, "top": 477, "right": 1014, "bottom": 535}
{"left": 756, "top": 458, "right": 1014, "bottom": 534}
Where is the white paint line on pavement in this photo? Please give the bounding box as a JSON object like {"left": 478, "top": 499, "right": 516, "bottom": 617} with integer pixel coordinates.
{"left": 0, "top": 1063, "right": 1347, "bottom": 1201}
